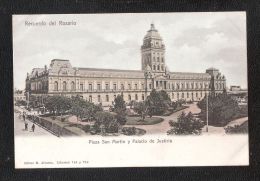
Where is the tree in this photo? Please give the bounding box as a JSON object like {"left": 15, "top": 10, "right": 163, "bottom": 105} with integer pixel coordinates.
{"left": 94, "top": 111, "right": 119, "bottom": 133}
{"left": 70, "top": 95, "right": 103, "bottom": 121}
{"left": 113, "top": 95, "right": 127, "bottom": 125}
{"left": 197, "top": 92, "right": 240, "bottom": 127}
{"left": 45, "top": 95, "right": 71, "bottom": 115}
{"left": 167, "top": 112, "right": 204, "bottom": 135}
{"left": 15, "top": 100, "right": 27, "bottom": 106}
{"left": 133, "top": 101, "right": 148, "bottom": 121}
{"left": 145, "top": 89, "right": 170, "bottom": 116}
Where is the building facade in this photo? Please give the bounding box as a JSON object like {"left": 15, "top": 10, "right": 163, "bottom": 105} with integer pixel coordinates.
{"left": 25, "top": 24, "right": 226, "bottom": 106}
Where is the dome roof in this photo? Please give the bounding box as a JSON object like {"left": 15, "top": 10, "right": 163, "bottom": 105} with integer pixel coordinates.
{"left": 144, "top": 23, "right": 162, "bottom": 40}
{"left": 206, "top": 67, "right": 219, "bottom": 71}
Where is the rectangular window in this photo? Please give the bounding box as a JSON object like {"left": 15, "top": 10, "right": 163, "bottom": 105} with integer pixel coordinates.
{"left": 98, "top": 95, "right": 101, "bottom": 102}
{"left": 128, "top": 84, "right": 131, "bottom": 90}
{"left": 149, "top": 84, "right": 152, "bottom": 89}
{"left": 142, "top": 94, "right": 144, "bottom": 100}
{"left": 113, "top": 84, "right": 117, "bottom": 90}
{"left": 88, "top": 84, "right": 92, "bottom": 90}
{"left": 106, "top": 95, "right": 109, "bottom": 102}
{"left": 135, "top": 94, "right": 138, "bottom": 100}
{"left": 80, "top": 84, "right": 83, "bottom": 91}
{"left": 141, "top": 83, "right": 144, "bottom": 90}
{"left": 121, "top": 84, "right": 124, "bottom": 90}
{"left": 105, "top": 83, "right": 109, "bottom": 90}
{"left": 97, "top": 84, "right": 101, "bottom": 90}
{"left": 134, "top": 84, "right": 138, "bottom": 90}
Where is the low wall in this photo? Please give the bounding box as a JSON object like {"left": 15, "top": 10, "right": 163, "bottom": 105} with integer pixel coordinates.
{"left": 33, "top": 116, "right": 81, "bottom": 136}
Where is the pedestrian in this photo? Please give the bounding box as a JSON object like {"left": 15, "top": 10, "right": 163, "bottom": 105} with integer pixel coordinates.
{"left": 25, "top": 121, "right": 28, "bottom": 131}
{"left": 22, "top": 113, "right": 25, "bottom": 121}
{"left": 31, "top": 124, "right": 35, "bottom": 132}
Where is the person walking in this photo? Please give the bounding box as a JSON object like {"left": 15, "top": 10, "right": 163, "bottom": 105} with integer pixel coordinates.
{"left": 22, "top": 113, "right": 26, "bottom": 122}
{"left": 31, "top": 124, "right": 35, "bottom": 132}
{"left": 25, "top": 121, "right": 28, "bottom": 131}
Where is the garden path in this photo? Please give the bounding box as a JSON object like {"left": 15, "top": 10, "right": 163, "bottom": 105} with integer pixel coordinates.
{"left": 132, "top": 103, "right": 200, "bottom": 135}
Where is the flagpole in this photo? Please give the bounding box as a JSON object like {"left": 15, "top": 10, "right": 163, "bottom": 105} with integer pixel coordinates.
{"left": 206, "top": 92, "right": 209, "bottom": 132}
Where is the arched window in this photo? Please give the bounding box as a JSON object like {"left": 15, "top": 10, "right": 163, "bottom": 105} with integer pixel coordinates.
{"left": 135, "top": 94, "right": 138, "bottom": 100}
{"left": 89, "top": 95, "right": 92, "bottom": 102}
{"left": 54, "top": 81, "right": 58, "bottom": 91}
{"left": 128, "top": 95, "right": 131, "bottom": 101}
{"left": 71, "top": 81, "right": 75, "bottom": 91}
{"left": 142, "top": 94, "right": 145, "bottom": 100}
{"left": 157, "top": 65, "right": 160, "bottom": 71}
{"left": 62, "top": 81, "right": 67, "bottom": 91}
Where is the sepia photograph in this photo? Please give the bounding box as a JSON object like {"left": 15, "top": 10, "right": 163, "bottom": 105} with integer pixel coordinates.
{"left": 13, "top": 12, "right": 248, "bottom": 168}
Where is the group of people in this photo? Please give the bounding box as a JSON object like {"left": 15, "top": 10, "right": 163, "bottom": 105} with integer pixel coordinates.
{"left": 20, "top": 111, "right": 35, "bottom": 132}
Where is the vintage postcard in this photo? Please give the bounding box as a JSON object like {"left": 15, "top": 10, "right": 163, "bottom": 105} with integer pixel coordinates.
{"left": 13, "top": 12, "right": 248, "bottom": 168}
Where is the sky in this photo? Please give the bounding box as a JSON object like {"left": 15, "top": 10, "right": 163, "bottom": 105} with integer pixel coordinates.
{"left": 13, "top": 12, "right": 247, "bottom": 90}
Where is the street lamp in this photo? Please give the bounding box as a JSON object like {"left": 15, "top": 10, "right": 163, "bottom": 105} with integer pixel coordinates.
{"left": 206, "top": 92, "right": 209, "bottom": 132}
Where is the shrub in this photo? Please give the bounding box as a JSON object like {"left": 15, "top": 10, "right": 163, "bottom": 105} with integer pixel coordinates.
{"left": 82, "top": 125, "right": 91, "bottom": 133}
{"left": 122, "top": 127, "right": 136, "bottom": 135}
{"left": 94, "top": 111, "right": 120, "bottom": 134}
{"left": 167, "top": 112, "right": 204, "bottom": 135}
{"left": 122, "top": 127, "right": 146, "bottom": 136}
{"left": 224, "top": 121, "right": 248, "bottom": 134}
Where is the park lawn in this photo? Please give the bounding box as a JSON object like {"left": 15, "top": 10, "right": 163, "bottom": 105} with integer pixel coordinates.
{"left": 126, "top": 116, "right": 164, "bottom": 125}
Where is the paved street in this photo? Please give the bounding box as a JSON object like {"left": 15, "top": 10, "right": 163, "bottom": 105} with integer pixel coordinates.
{"left": 14, "top": 112, "right": 56, "bottom": 137}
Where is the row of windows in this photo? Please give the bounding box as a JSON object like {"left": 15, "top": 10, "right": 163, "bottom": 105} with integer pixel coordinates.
{"left": 152, "top": 57, "right": 164, "bottom": 63}
{"left": 81, "top": 91, "right": 207, "bottom": 103}
{"left": 53, "top": 81, "right": 223, "bottom": 91}
{"left": 171, "top": 82, "right": 210, "bottom": 90}
{"left": 172, "top": 92, "right": 205, "bottom": 99}
{"left": 89, "top": 94, "right": 146, "bottom": 103}
{"left": 153, "top": 64, "right": 164, "bottom": 71}
{"left": 53, "top": 81, "right": 146, "bottom": 91}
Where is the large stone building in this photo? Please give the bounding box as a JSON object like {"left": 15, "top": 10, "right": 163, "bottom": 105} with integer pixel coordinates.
{"left": 25, "top": 24, "right": 226, "bottom": 106}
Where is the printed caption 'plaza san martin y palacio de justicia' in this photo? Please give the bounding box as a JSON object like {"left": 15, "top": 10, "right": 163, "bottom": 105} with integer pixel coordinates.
{"left": 25, "top": 23, "right": 226, "bottom": 106}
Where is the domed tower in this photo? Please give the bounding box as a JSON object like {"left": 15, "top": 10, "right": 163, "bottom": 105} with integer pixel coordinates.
{"left": 141, "top": 23, "right": 166, "bottom": 73}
